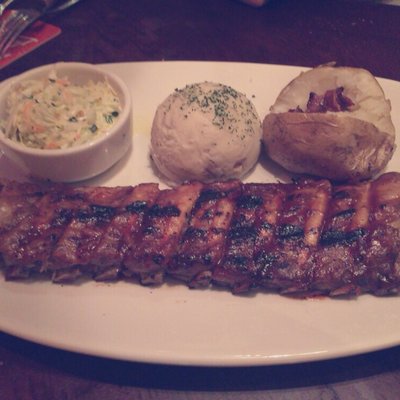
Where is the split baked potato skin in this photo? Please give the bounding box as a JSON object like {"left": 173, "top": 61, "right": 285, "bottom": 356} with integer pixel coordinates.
{"left": 263, "top": 112, "right": 396, "bottom": 182}
{"left": 262, "top": 66, "right": 396, "bottom": 182}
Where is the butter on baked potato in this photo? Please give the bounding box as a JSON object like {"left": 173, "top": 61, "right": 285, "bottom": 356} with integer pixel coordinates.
{"left": 262, "top": 65, "right": 396, "bottom": 182}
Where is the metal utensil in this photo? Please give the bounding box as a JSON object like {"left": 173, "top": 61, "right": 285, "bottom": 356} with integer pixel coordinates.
{"left": 0, "top": 0, "right": 15, "bottom": 16}
{"left": 0, "top": 0, "right": 81, "bottom": 57}
{"left": 0, "top": 0, "right": 80, "bottom": 16}
{"left": 46, "top": 0, "right": 81, "bottom": 14}
{"left": 0, "top": 0, "right": 53, "bottom": 17}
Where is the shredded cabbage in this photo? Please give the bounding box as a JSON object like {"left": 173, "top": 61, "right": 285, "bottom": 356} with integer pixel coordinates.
{"left": 0, "top": 70, "right": 121, "bottom": 150}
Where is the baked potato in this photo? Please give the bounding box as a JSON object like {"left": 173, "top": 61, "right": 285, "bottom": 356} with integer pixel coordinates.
{"left": 262, "top": 65, "right": 396, "bottom": 182}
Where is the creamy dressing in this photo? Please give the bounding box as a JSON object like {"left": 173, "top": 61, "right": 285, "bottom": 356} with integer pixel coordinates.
{"left": 0, "top": 70, "right": 121, "bottom": 150}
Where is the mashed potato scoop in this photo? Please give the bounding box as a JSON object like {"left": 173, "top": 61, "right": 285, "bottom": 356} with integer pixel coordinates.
{"left": 262, "top": 65, "right": 396, "bottom": 182}
{"left": 151, "top": 81, "right": 262, "bottom": 185}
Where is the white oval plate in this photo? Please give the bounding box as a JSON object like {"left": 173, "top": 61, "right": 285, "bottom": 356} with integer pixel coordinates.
{"left": 0, "top": 61, "right": 400, "bottom": 366}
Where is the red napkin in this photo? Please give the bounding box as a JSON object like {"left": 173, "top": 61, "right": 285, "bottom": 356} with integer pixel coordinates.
{"left": 0, "top": 16, "right": 61, "bottom": 69}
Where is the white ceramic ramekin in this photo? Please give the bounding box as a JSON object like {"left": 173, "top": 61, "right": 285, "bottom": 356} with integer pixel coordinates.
{"left": 0, "top": 62, "right": 132, "bottom": 182}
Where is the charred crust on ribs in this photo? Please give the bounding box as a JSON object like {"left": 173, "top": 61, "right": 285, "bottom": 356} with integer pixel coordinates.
{"left": 1, "top": 174, "right": 400, "bottom": 297}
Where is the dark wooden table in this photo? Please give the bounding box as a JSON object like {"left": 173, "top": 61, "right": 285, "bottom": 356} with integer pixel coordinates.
{"left": 1, "top": 0, "right": 400, "bottom": 398}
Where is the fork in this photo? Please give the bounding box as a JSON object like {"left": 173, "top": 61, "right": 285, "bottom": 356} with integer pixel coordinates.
{"left": 0, "top": 0, "right": 14, "bottom": 16}
{"left": 0, "top": 0, "right": 81, "bottom": 16}
{"left": 0, "top": 0, "right": 80, "bottom": 57}
{"left": 0, "top": 7, "right": 43, "bottom": 57}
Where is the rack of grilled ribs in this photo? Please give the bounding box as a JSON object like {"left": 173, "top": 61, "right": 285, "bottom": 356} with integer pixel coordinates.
{"left": 1, "top": 172, "right": 400, "bottom": 297}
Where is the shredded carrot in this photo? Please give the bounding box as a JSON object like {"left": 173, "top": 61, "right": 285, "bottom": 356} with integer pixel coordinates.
{"left": 3, "top": 71, "right": 121, "bottom": 149}
{"left": 45, "top": 142, "right": 59, "bottom": 149}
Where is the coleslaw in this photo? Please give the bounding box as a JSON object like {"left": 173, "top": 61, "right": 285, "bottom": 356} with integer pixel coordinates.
{"left": 0, "top": 70, "right": 121, "bottom": 150}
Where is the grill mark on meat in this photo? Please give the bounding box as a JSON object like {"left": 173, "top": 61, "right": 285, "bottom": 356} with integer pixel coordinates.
{"left": 321, "top": 181, "right": 370, "bottom": 246}
{"left": 168, "top": 181, "right": 240, "bottom": 288}
{"left": 253, "top": 184, "right": 285, "bottom": 285}
{"left": 1, "top": 174, "right": 400, "bottom": 297}
{"left": 0, "top": 184, "right": 93, "bottom": 279}
{"left": 320, "top": 228, "right": 366, "bottom": 247}
{"left": 50, "top": 187, "right": 133, "bottom": 280}
{"left": 91, "top": 183, "right": 159, "bottom": 281}
{"left": 212, "top": 184, "right": 265, "bottom": 293}
{"left": 312, "top": 180, "right": 372, "bottom": 295}
{"left": 15, "top": 190, "right": 99, "bottom": 279}
{"left": 125, "top": 181, "right": 203, "bottom": 284}
{"left": 256, "top": 180, "right": 331, "bottom": 294}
